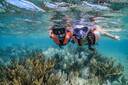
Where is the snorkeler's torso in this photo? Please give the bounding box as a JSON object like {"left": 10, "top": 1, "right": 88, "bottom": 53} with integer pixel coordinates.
{"left": 51, "top": 30, "right": 72, "bottom": 45}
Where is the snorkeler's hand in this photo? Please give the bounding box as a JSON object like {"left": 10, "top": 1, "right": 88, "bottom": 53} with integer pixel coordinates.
{"left": 114, "top": 35, "right": 120, "bottom": 40}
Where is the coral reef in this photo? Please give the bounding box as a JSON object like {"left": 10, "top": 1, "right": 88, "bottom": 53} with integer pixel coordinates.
{"left": 0, "top": 51, "right": 56, "bottom": 85}
{"left": 0, "top": 47, "right": 126, "bottom": 85}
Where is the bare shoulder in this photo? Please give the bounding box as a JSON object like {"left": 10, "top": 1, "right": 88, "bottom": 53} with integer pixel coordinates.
{"left": 95, "top": 25, "right": 101, "bottom": 29}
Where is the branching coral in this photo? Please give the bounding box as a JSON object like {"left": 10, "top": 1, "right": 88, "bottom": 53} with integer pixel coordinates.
{"left": 0, "top": 51, "right": 57, "bottom": 85}
{"left": 89, "top": 53, "right": 124, "bottom": 85}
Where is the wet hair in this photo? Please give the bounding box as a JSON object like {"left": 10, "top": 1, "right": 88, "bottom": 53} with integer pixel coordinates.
{"left": 89, "top": 17, "right": 96, "bottom": 22}
{"left": 66, "top": 23, "right": 72, "bottom": 27}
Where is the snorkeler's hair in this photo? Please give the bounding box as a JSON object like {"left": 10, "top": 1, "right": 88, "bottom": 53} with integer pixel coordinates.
{"left": 89, "top": 17, "right": 96, "bottom": 22}
{"left": 52, "top": 20, "right": 66, "bottom": 29}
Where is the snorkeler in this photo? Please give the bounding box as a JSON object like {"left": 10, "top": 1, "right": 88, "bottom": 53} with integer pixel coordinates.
{"left": 49, "top": 22, "right": 72, "bottom": 48}
{"left": 72, "top": 17, "right": 120, "bottom": 50}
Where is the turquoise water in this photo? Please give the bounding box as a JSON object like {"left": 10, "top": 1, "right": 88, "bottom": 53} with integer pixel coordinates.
{"left": 0, "top": 6, "right": 128, "bottom": 77}
{"left": 98, "top": 16, "right": 128, "bottom": 60}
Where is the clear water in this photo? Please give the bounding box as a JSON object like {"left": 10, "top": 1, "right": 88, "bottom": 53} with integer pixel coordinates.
{"left": 0, "top": 6, "right": 128, "bottom": 76}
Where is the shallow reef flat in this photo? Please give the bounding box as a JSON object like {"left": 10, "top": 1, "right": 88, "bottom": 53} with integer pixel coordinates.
{"left": 0, "top": 47, "right": 127, "bottom": 85}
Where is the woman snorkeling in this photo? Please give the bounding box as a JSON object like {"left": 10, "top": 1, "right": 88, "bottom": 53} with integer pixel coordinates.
{"left": 72, "top": 16, "right": 120, "bottom": 50}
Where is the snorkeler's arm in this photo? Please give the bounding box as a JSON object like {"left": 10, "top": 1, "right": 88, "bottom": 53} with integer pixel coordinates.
{"left": 102, "top": 31, "right": 120, "bottom": 40}
{"left": 96, "top": 25, "right": 120, "bottom": 40}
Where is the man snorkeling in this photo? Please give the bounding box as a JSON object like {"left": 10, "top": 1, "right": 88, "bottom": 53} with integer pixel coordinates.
{"left": 49, "top": 21, "right": 72, "bottom": 48}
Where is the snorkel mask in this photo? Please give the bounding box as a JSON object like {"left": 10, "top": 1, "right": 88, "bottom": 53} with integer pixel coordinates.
{"left": 52, "top": 19, "right": 67, "bottom": 40}
{"left": 52, "top": 28, "right": 66, "bottom": 40}
{"left": 74, "top": 26, "right": 89, "bottom": 39}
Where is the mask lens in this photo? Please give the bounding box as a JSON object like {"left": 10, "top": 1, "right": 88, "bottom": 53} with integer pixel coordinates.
{"left": 82, "top": 27, "right": 88, "bottom": 32}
